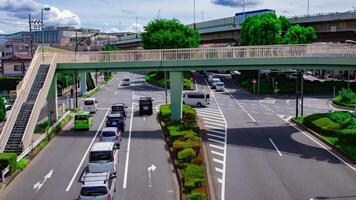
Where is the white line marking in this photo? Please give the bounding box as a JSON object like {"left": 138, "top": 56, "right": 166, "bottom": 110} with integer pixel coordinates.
{"left": 197, "top": 111, "right": 224, "bottom": 118}
{"left": 213, "top": 158, "right": 224, "bottom": 164}
{"left": 115, "top": 91, "right": 118, "bottom": 95}
{"left": 207, "top": 133, "right": 225, "bottom": 140}
{"left": 205, "top": 124, "right": 225, "bottom": 130}
{"left": 269, "top": 138, "right": 283, "bottom": 156}
{"left": 218, "top": 178, "right": 223, "bottom": 184}
{"left": 215, "top": 167, "right": 223, "bottom": 173}
{"left": 206, "top": 129, "right": 226, "bottom": 135}
{"left": 210, "top": 144, "right": 225, "bottom": 150}
{"left": 208, "top": 138, "right": 225, "bottom": 144}
{"left": 65, "top": 109, "right": 109, "bottom": 192}
{"left": 204, "top": 79, "right": 227, "bottom": 200}
{"left": 204, "top": 121, "right": 226, "bottom": 127}
{"left": 197, "top": 109, "right": 222, "bottom": 115}
{"left": 224, "top": 88, "right": 256, "bottom": 122}
{"left": 211, "top": 150, "right": 224, "bottom": 157}
{"left": 123, "top": 91, "right": 135, "bottom": 189}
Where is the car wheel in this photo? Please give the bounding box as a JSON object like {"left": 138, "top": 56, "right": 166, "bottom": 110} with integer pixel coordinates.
{"left": 197, "top": 102, "right": 202, "bottom": 107}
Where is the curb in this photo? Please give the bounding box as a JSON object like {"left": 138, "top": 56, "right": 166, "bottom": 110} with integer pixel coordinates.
{"left": 331, "top": 102, "right": 354, "bottom": 111}
{"left": 0, "top": 169, "right": 21, "bottom": 192}
{"left": 291, "top": 119, "right": 356, "bottom": 165}
{"left": 197, "top": 117, "right": 217, "bottom": 200}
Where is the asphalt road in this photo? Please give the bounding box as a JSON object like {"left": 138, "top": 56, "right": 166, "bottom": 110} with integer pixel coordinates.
{"left": 0, "top": 72, "right": 177, "bottom": 200}
{"left": 196, "top": 74, "right": 356, "bottom": 200}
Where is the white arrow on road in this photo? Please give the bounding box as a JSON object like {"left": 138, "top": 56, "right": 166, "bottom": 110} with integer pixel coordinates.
{"left": 259, "top": 99, "right": 276, "bottom": 104}
{"left": 33, "top": 169, "right": 53, "bottom": 193}
{"left": 147, "top": 164, "right": 157, "bottom": 187}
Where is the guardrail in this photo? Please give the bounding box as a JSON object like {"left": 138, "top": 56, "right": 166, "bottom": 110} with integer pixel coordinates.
{"left": 17, "top": 110, "right": 71, "bottom": 162}
{"left": 54, "top": 44, "right": 356, "bottom": 64}
{"left": 21, "top": 54, "right": 57, "bottom": 150}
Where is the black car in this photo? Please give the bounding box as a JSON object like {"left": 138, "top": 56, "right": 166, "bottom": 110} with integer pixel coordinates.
{"left": 111, "top": 103, "right": 127, "bottom": 118}
{"left": 106, "top": 113, "right": 125, "bottom": 132}
{"left": 139, "top": 97, "right": 153, "bottom": 115}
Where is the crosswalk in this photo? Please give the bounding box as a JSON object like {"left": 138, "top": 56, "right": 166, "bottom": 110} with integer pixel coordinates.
{"left": 196, "top": 107, "right": 227, "bottom": 193}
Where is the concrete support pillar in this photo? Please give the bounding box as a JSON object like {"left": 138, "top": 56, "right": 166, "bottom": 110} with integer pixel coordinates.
{"left": 47, "top": 73, "right": 58, "bottom": 123}
{"left": 80, "top": 72, "right": 87, "bottom": 95}
{"left": 170, "top": 71, "right": 183, "bottom": 121}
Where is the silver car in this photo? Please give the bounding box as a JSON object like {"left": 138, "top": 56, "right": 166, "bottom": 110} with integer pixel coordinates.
{"left": 78, "top": 172, "right": 116, "bottom": 200}
{"left": 100, "top": 127, "right": 121, "bottom": 148}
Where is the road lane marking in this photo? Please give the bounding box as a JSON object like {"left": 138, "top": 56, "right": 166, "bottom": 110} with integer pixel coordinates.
{"left": 218, "top": 178, "right": 223, "bottom": 184}
{"left": 208, "top": 138, "right": 225, "bottom": 144}
{"left": 224, "top": 88, "right": 256, "bottom": 123}
{"left": 207, "top": 133, "right": 225, "bottom": 140}
{"left": 33, "top": 169, "right": 53, "bottom": 193}
{"left": 206, "top": 129, "right": 226, "bottom": 135}
{"left": 210, "top": 144, "right": 225, "bottom": 150}
{"left": 65, "top": 109, "right": 109, "bottom": 192}
{"left": 215, "top": 167, "right": 223, "bottom": 173}
{"left": 213, "top": 158, "right": 224, "bottom": 164}
{"left": 204, "top": 121, "right": 226, "bottom": 127}
{"left": 203, "top": 79, "right": 228, "bottom": 200}
{"left": 123, "top": 91, "right": 135, "bottom": 189}
{"left": 269, "top": 138, "right": 283, "bottom": 156}
{"left": 211, "top": 150, "right": 224, "bottom": 157}
{"left": 115, "top": 91, "right": 118, "bottom": 95}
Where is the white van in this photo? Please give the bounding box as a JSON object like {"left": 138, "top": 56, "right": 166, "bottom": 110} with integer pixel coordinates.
{"left": 211, "top": 78, "right": 221, "bottom": 89}
{"left": 88, "top": 142, "right": 118, "bottom": 174}
{"left": 215, "top": 82, "right": 225, "bottom": 92}
{"left": 84, "top": 98, "right": 98, "bottom": 113}
{"left": 183, "top": 92, "right": 210, "bottom": 107}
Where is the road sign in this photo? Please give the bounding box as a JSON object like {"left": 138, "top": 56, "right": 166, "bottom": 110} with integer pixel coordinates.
{"left": 252, "top": 79, "right": 257, "bottom": 84}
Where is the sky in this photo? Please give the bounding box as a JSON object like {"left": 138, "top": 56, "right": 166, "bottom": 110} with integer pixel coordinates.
{"left": 0, "top": 0, "right": 355, "bottom": 34}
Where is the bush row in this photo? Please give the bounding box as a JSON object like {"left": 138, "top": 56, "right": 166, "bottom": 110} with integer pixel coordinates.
{"left": 159, "top": 104, "right": 207, "bottom": 200}
{"left": 303, "top": 111, "right": 356, "bottom": 145}
{"left": 333, "top": 89, "right": 356, "bottom": 108}
{"left": 145, "top": 72, "right": 193, "bottom": 90}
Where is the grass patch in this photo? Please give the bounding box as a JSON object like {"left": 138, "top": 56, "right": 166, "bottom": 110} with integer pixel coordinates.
{"left": 34, "top": 121, "right": 49, "bottom": 133}
{"left": 80, "top": 86, "right": 99, "bottom": 98}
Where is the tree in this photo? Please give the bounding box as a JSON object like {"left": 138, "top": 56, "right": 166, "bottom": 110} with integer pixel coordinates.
{"left": 240, "top": 13, "right": 282, "bottom": 45}
{"left": 142, "top": 19, "right": 200, "bottom": 49}
{"left": 283, "top": 25, "right": 317, "bottom": 44}
{"left": 0, "top": 97, "right": 5, "bottom": 122}
{"left": 279, "top": 16, "right": 291, "bottom": 33}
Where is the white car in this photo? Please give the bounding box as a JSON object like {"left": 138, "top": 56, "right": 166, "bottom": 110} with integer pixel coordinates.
{"left": 211, "top": 78, "right": 221, "bottom": 89}
{"left": 121, "top": 78, "right": 130, "bottom": 86}
{"left": 83, "top": 98, "right": 98, "bottom": 113}
{"left": 207, "top": 74, "right": 214, "bottom": 83}
{"left": 100, "top": 127, "right": 121, "bottom": 148}
{"left": 78, "top": 171, "right": 116, "bottom": 200}
{"left": 88, "top": 142, "right": 119, "bottom": 174}
{"left": 215, "top": 82, "right": 225, "bottom": 92}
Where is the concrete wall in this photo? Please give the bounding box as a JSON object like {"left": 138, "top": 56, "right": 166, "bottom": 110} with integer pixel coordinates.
{"left": 1, "top": 61, "right": 30, "bottom": 76}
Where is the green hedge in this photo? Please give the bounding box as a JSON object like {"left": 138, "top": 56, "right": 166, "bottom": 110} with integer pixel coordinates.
{"left": 311, "top": 117, "right": 340, "bottom": 135}
{"left": 0, "top": 97, "right": 5, "bottom": 122}
{"left": 0, "top": 153, "right": 17, "bottom": 175}
{"left": 16, "top": 158, "right": 29, "bottom": 170}
{"left": 178, "top": 148, "right": 196, "bottom": 163}
{"left": 333, "top": 89, "right": 356, "bottom": 108}
{"left": 183, "top": 164, "right": 205, "bottom": 193}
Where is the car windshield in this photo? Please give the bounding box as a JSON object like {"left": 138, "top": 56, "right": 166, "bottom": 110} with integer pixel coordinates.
{"left": 112, "top": 106, "right": 124, "bottom": 111}
{"left": 90, "top": 151, "right": 112, "bottom": 162}
{"left": 140, "top": 100, "right": 151, "bottom": 106}
{"left": 217, "top": 83, "right": 224, "bottom": 86}
{"left": 81, "top": 186, "right": 107, "bottom": 196}
{"left": 84, "top": 100, "right": 94, "bottom": 105}
{"left": 75, "top": 115, "right": 88, "bottom": 120}
{"left": 102, "top": 131, "right": 116, "bottom": 137}
{"left": 123, "top": 79, "right": 129, "bottom": 81}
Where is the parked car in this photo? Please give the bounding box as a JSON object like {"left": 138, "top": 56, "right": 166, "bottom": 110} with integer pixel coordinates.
{"left": 183, "top": 92, "right": 210, "bottom": 107}
{"left": 83, "top": 98, "right": 98, "bottom": 113}
{"left": 211, "top": 78, "right": 221, "bottom": 89}
{"left": 139, "top": 97, "right": 153, "bottom": 115}
{"left": 106, "top": 113, "right": 125, "bottom": 132}
{"left": 230, "top": 70, "right": 241, "bottom": 76}
{"left": 74, "top": 111, "right": 93, "bottom": 130}
{"left": 100, "top": 127, "right": 121, "bottom": 148}
{"left": 77, "top": 171, "right": 116, "bottom": 200}
{"left": 111, "top": 103, "right": 127, "bottom": 118}
{"left": 88, "top": 142, "right": 119, "bottom": 174}
{"left": 215, "top": 82, "right": 225, "bottom": 92}
{"left": 121, "top": 78, "right": 130, "bottom": 86}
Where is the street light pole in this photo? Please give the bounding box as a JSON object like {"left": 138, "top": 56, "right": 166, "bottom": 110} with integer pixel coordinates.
{"left": 201, "top": 11, "right": 204, "bottom": 22}
{"left": 193, "top": 0, "right": 196, "bottom": 29}
{"left": 41, "top": 7, "right": 51, "bottom": 62}
{"left": 307, "top": 0, "right": 310, "bottom": 15}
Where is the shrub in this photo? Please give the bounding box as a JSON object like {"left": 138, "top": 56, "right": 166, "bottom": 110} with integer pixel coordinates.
{"left": 188, "top": 190, "right": 206, "bottom": 200}
{"left": 303, "top": 113, "right": 329, "bottom": 130}
{"left": 329, "top": 111, "right": 352, "bottom": 124}
{"left": 0, "top": 97, "right": 5, "bottom": 122}
{"left": 178, "top": 148, "right": 196, "bottom": 163}
{"left": 167, "top": 124, "right": 185, "bottom": 140}
{"left": 0, "top": 153, "right": 17, "bottom": 175}
{"left": 346, "top": 118, "right": 356, "bottom": 129}
{"left": 183, "top": 164, "right": 205, "bottom": 192}
{"left": 180, "top": 130, "right": 200, "bottom": 141}
{"left": 173, "top": 140, "right": 193, "bottom": 152}
{"left": 339, "top": 88, "right": 356, "bottom": 103}
{"left": 311, "top": 117, "right": 340, "bottom": 135}
{"left": 183, "top": 105, "right": 197, "bottom": 121}
{"left": 17, "top": 158, "right": 29, "bottom": 170}
{"left": 335, "top": 129, "right": 356, "bottom": 145}
{"left": 34, "top": 121, "right": 49, "bottom": 133}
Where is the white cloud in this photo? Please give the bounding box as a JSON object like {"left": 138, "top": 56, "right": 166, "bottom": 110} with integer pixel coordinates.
{"left": 45, "top": 6, "right": 81, "bottom": 27}
{"left": 0, "top": 0, "right": 81, "bottom": 28}
{"left": 123, "top": 23, "right": 144, "bottom": 33}
{"left": 0, "top": 29, "right": 6, "bottom": 34}
{"left": 107, "top": 28, "right": 119, "bottom": 33}
{"left": 103, "top": 22, "right": 110, "bottom": 26}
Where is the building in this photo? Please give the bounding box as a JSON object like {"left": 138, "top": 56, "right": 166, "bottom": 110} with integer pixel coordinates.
{"left": 3, "top": 41, "right": 30, "bottom": 57}
{"left": 0, "top": 54, "right": 31, "bottom": 76}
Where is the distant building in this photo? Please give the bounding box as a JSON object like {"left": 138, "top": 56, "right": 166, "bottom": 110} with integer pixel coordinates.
{"left": 3, "top": 41, "right": 30, "bottom": 57}
{"left": 0, "top": 54, "right": 31, "bottom": 76}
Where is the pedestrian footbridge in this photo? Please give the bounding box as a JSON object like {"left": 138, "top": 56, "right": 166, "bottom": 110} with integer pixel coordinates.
{"left": 0, "top": 44, "right": 355, "bottom": 153}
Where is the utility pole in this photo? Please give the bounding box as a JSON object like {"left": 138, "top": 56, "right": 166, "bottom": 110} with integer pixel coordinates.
{"left": 295, "top": 70, "right": 299, "bottom": 118}
{"left": 201, "top": 11, "right": 204, "bottom": 22}
{"left": 300, "top": 70, "right": 304, "bottom": 116}
{"left": 157, "top": 9, "right": 161, "bottom": 19}
{"left": 193, "top": 0, "right": 196, "bottom": 29}
{"left": 243, "top": 0, "right": 246, "bottom": 21}
{"left": 28, "top": 14, "right": 33, "bottom": 57}
{"left": 307, "top": 0, "right": 310, "bottom": 16}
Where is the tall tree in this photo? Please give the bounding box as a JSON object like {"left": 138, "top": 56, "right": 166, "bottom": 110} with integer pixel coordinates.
{"left": 283, "top": 25, "right": 317, "bottom": 44}
{"left": 142, "top": 19, "right": 200, "bottom": 49}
